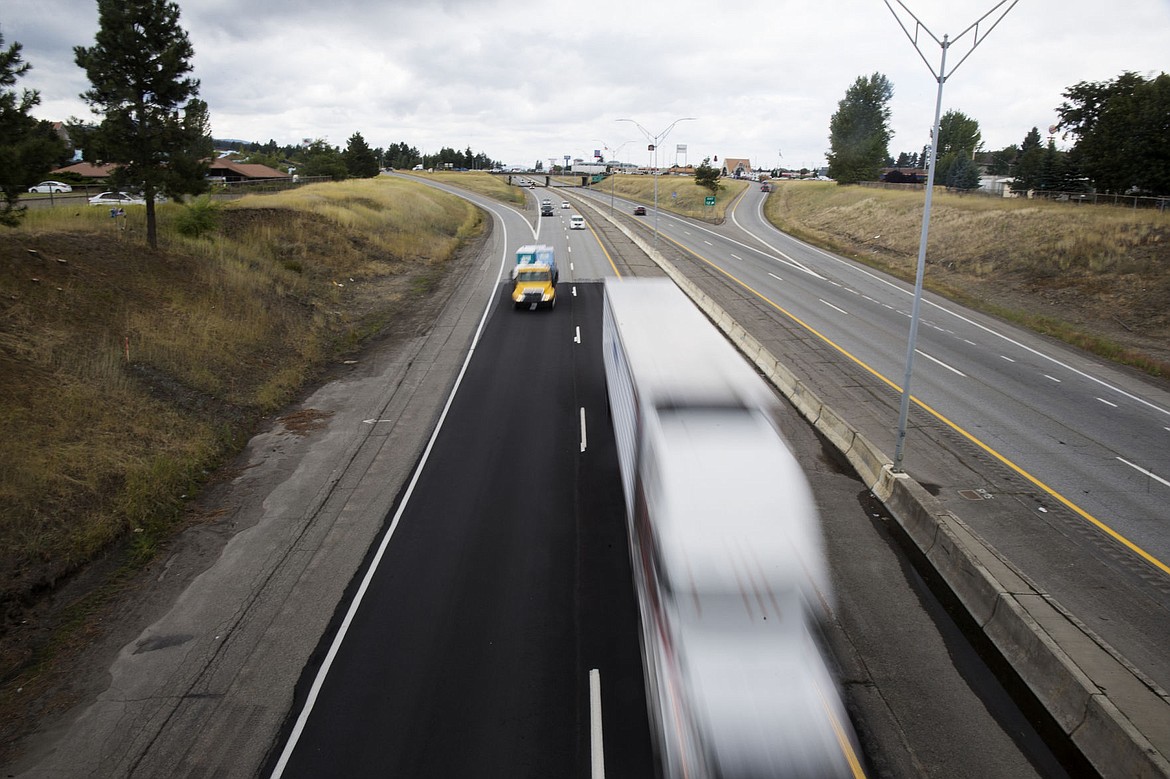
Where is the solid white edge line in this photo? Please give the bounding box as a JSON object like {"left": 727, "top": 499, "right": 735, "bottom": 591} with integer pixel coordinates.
{"left": 580, "top": 407, "right": 587, "bottom": 453}
{"left": 1117, "top": 456, "right": 1170, "bottom": 488}
{"left": 590, "top": 668, "right": 605, "bottom": 779}
{"left": 269, "top": 208, "right": 514, "bottom": 779}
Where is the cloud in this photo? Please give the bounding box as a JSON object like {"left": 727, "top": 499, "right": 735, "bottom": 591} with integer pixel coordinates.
{"left": 4, "top": 0, "right": 1167, "bottom": 168}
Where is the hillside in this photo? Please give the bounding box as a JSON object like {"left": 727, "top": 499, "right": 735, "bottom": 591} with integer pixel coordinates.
{"left": 0, "top": 178, "right": 484, "bottom": 702}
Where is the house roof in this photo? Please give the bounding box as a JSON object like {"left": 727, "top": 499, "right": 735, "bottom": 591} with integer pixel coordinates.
{"left": 52, "top": 161, "right": 119, "bottom": 178}
{"left": 207, "top": 159, "right": 287, "bottom": 179}
{"left": 723, "top": 157, "right": 752, "bottom": 173}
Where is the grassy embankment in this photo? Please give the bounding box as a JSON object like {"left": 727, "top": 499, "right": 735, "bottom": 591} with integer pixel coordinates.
{"left": 401, "top": 169, "right": 528, "bottom": 206}
{"left": 585, "top": 174, "right": 749, "bottom": 221}
{"left": 764, "top": 181, "right": 1170, "bottom": 377}
{"left": 0, "top": 177, "right": 482, "bottom": 624}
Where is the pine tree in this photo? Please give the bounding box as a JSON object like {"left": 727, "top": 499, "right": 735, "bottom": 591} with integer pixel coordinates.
{"left": 693, "top": 157, "right": 723, "bottom": 194}
{"left": 344, "top": 132, "right": 380, "bottom": 178}
{"left": 826, "top": 73, "right": 894, "bottom": 184}
{"left": 75, "top": 0, "right": 212, "bottom": 249}
{"left": 1012, "top": 128, "right": 1044, "bottom": 193}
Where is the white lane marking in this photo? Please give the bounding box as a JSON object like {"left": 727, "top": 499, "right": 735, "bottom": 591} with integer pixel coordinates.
{"left": 574, "top": 326, "right": 581, "bottom": 344}
{"left": 819, "top": 299, "right": 849, "bottom": 316}
{"left": 1044, "top": 375, "right": 1062, "bottom": 383}
{"left": 580, "top": 407, "right": 588, "bottom": 452}
{"left": 362, "top": 419, "right": 395, "bottom": 424}
{"left": 768, "top": 272, "right": 784, "bottom": 282}
{"left": 845, "top": 287, "right": 860, "bottom": 295}
{"left": 1098, "top": 397, "right": 1119, "bottom": 408}
{"left": 1117, "top": 457, "right": 1170, "bottom": 488}
{"left": 570, "top": 262, "right": 575, "bottom": 272}
{"left": 703, "top": 240, "right": 713, "bottom": 246}
{"left": 590, "top": 669, "right": 605, "bottom": 779}
{"left": 828, "top": 280, "right": 842, "bottom": 287}
{"left": 731, "top": 253, "right": 742, "bottom": 260}
{"left": 1000, "top": 355, "right": 1016, "bottom": 363}
{"left": 963, "top": 338, "right": 976, "bottom": 346}
{"left": 916, "top": 349, "right": 967, "bottom": 377}
{"left": 572, "top": 286, "right": 577, "bottom": 297}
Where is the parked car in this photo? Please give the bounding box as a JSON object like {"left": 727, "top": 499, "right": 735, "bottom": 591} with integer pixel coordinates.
{"left": 28, "top": 181, "right": 72, "bottom": 194}
{"left": 88, "top": 191, "right": 146, "bottom": 206}
{"left": 633, "top": 205, "right": 647, "bottom": 215}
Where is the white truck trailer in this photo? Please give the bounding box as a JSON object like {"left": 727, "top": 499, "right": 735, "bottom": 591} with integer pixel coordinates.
{"left": 601, "top": 277, "right": 862, "bottom": 779}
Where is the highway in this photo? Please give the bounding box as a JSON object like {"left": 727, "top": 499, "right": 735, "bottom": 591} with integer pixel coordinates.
{"left": 269, "top": 181, "right": 1075, "bottom": 778}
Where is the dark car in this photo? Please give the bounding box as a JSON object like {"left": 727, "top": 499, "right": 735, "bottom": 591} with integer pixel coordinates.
{"left": 633, "top": 206, "right": 647, "bottom": 215}
{"left": 541, "top": 205, "right": 555, "bottom": 216}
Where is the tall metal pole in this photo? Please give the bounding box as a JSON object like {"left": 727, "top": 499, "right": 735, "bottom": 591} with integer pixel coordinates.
{"left": 617, "top": 117, "right": 696, "bottom": 244}
{"left": 884, "top": 0, "right": 1018, "bottom": 473}
{"left": 893, "top": 37, "right": 948, "bottom": 472}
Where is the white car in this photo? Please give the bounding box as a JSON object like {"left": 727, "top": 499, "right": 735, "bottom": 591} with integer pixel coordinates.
{"left": 28, "top": 181, "right": 72, "bottom": 194}
{"left": 570, "top": 215, "right": 585, "bottom": 230}
{"left": 561, "top": 201, "right": 570, "bottom": 209}
{"left": 88, "top": 191, "right": 146, "bottom": 206}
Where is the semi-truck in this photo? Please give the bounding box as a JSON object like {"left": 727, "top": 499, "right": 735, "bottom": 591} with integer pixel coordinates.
{"left": 602, "top": 277, "right": 861, "bottom": 778}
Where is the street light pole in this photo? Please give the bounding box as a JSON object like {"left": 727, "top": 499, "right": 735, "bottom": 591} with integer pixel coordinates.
{"left": 884, "top": 0, "right": 1017, "bottom": 474}
{"left": 616, "top": 117, "right": 696, "bottom": 244}
{"left": 593, "top": 138, "right": 637, "bottom": 216}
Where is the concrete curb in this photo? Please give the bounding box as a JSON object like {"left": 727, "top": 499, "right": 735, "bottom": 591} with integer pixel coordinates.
{"left": 585, "top": 195, "right": 1170, "bottom": 778}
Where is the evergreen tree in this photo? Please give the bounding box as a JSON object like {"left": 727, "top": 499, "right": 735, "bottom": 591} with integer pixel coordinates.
{"left": 945, "top": 151, "right": 981, "bottom": 191}
{"left": 75, "top": 0, "right": 212, "bottom": 249}
{"left": 693, "top": 157, "right": 723, "bottom": 194}
{"left": 826, "top": 73, "right": 894, "bottom": 184}
{"left": 1, "top": 34, "right": 69, "bottom": 226}
{"left": 1012, "top": 128, "right": 1044, "bottom": 193}
{"left": 343, "top": 132, "right": 380, "bottom": 178}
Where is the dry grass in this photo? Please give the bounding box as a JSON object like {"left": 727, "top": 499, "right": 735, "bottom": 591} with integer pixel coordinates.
{"left": 589, "top": 174, "right": 749, "bottom": 221}
{"left": 0, "top": 177, "right": 483, "bottom": 617}
{"left": 764, "top": 181, "right": 1170, "bottom": 375}
{"left": 401, "top": 170, "right": 527, "bottom": 206}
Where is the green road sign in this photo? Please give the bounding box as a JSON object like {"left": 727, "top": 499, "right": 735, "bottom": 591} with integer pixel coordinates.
{"left": 705, "top": 196, "right": 716, "bottom": 206}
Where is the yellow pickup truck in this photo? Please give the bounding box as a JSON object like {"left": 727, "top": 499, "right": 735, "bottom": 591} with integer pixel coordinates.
{"left": 512, "top": 263, "right": 558, "bottom": 310}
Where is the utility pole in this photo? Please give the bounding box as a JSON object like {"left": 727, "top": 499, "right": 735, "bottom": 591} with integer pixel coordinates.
{"left": 885, "top": 0, "right": 1018, "bottom": 473}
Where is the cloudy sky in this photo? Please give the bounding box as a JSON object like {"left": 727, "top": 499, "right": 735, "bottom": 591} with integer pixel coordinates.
{"left": 3, "top": 0, "right": 1167, "bottom": 170}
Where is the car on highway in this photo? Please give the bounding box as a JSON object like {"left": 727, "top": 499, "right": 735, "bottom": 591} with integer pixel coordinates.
{"left": 633, "top": 205, "right": 647, "bottom": 215}
{"left": 541, "top": 198, "right": 551, "bottom": 206}
{"left": 570, "top": 215, "right": 585, "bottom": 230}
{"left": 28, "top": 181, "right": 73, "bottom": 194}
{"left": 561, "top": 201, "right": 569, "bottom": 209}
{"left": 88, "top": 191, "right": 147, "bottom": 206}
{"left": 540, "top": 204, "right": 555, "bottom": 216}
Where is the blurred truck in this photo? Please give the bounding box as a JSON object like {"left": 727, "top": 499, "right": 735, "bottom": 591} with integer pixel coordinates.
{"left": 511, "top": 244, "right": 559, "bottom": 310}
{"left": 602, "top": 277, "right": 862, "bottom": 778}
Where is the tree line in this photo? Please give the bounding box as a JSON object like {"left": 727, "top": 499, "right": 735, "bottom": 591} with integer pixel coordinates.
{"left": 0, "top": 0, "right": 502, "bottom": 244}
{"left": 218, "top": 137, "right": 500, "bottom": 180}
{"left": 826, "top": 70, "right": 1170, "bottom": 197}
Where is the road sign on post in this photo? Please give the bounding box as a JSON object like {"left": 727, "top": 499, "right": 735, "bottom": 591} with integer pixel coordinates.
{"left": 705, "top": 196, "right": 715, "bottom": 206}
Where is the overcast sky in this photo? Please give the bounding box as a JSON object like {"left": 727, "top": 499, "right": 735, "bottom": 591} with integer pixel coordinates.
{"left": 3, "top": 0, "right": 1167, "bottom": 170}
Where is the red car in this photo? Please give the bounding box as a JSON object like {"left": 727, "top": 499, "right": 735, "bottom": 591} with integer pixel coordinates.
{"left": 633, "top": 206, "right": 647, "bottom": 215}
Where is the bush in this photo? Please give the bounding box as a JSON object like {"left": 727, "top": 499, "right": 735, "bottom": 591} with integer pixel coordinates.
{"left": 174, "top": 195, "right": 222, "bottom": 238}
